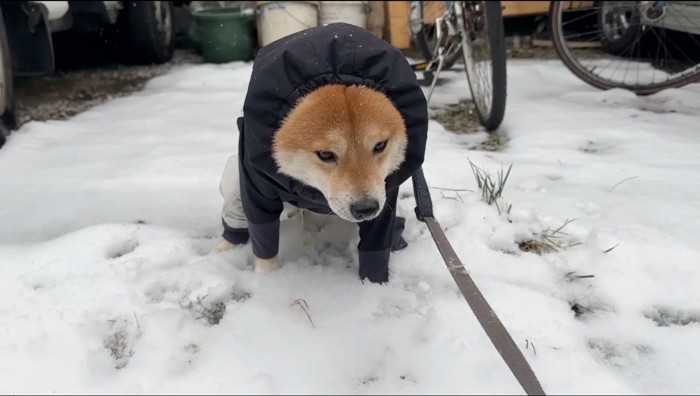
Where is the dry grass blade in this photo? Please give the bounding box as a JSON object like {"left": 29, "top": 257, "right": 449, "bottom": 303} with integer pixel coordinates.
{"left": 608, "top": 176, "right": 638, "bottom": 192}
{"left": 518, "top": 239, "right": 558, "bottom": 255}
{"left": 571, "top": 303, "right": 594, "bottom": 318}
{"left": 469, "top": 160, "right": 485, "bottom": 189}
{"left": 495, "top": 163, "right": 513, "bottom": 198}
{"left": 549, "top": 218, "right": 576, "bottom": 236}
{"left": 133, "top": 310, "right": 141, "bottom": 330}
{"left": 468, "top": 159, "right": 514, "bottom": 212}
{"left": 439, "top": 190, "right": 464, "bottom": 203}
{"left": 603, "top": 243, "right": 619, "bottom": 253}
{"left": 525, "top": 339, "right": 537, "bottom": 355}
{"left": 429, "top": 186, "right": 473, "bottom": 193}
{"left": 565, "top": 271, "right": 595, "bottom": 281}
{"left": 519, "top": 219, "right": 579, "bottom": 255}
{"left": 291, "top": 298, "right": 315, "bottom": 328}
{"left": 179, "top": 294, "right": 227, "bottom": 325}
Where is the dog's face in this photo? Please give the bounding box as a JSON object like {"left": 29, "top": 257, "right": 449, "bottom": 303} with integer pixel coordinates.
{"left": 272, "top": 85, "right": 408, "bottom": 222}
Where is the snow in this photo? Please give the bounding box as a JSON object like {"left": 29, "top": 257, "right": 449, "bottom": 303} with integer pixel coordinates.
{"left": 2, "top": 58, "right": 700, "bottom": 394}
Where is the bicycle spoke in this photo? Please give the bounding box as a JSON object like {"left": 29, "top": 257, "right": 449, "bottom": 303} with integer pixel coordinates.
{"left": 561, "top": 28, "right": 607, "bottom": 41}
{"left": 561, "top": 8, "right": 602, "bottom": 27}
{"left": 552, "top": 0, "right": 700, "bottom": 93}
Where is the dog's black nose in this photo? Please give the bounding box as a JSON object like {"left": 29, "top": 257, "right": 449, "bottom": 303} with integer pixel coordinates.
{"left": 350, "top": 199, "right": 380, "bottom": 220}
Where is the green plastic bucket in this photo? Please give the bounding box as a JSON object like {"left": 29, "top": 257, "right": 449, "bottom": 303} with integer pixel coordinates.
{"left": 191, "top": 8, "right": 256, "bottom": 63}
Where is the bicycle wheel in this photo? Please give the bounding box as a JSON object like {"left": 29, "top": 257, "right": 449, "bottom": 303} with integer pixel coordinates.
{"left": 459, "top": 1, "right": 507, "bottom": 131}
{"left": 550, "top": 1, "right": 700, "bottom": 95}
{"left": 413, "top": 1, "right": 463, "bottom": 69}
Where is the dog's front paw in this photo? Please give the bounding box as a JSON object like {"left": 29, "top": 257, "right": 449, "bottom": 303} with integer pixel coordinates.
{"left": 211, "top": 239, "right": 237, "bottom": 254}
{"left": 254, "top": 256, "right": 280, "bottom": 273}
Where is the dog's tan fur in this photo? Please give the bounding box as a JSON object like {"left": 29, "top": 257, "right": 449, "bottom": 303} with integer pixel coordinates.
{"left": 273, "top": 84, "right": 408, "bottom": 222}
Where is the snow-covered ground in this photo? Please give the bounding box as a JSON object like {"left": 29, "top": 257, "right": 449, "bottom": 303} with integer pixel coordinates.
{"left": 1, "top": 59, "right": 699, "bottom": 395}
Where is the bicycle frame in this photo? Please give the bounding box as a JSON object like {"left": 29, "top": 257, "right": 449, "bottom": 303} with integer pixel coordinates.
{"left": 409, "top": 1, "right": 501, "bottom": 111}
{"left": 411, "top": 1, "right": 507, "bottom": 130}
{"left": 411, "top": 3, "right": 460, "bottom": 65}
{"left": 417, "top": 1, "right": 467, "bottom": 103}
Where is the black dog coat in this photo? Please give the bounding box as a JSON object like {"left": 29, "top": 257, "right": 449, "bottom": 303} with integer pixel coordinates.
{"left": 223, "top": 23, "right": 429, "bottom": 283}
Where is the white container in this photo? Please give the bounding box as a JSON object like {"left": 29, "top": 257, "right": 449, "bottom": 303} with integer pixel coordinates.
{"left": 320, "top": 1, "right": 367, "bottom": 28}
{"left": 256, "top": 1, "right": 320, "bottom": 47}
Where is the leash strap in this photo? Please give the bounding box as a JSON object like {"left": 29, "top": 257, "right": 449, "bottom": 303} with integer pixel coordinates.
{"left": 412, "top": 168, "right": 546, "bottom": 396}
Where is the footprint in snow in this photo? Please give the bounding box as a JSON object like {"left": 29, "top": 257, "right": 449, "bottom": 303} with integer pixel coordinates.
{"left": 643, "top": 306, "right": 700, "bottom": 327}
{"left": 105, "top": 239, "right": 139, "bottom": 259}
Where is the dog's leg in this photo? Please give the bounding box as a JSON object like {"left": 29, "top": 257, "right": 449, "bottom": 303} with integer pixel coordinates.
{"left": 212, "top": 153, "right": 251, "bottom": 255}
{"left": 212, "top": 239, "right": 238, "bottom": 253}
{"left": 220, "top": 154, "right": 248, "bottom": 231}
{"left": 254, "top": 255, "right": 280, "bottom": 273}
{"left": 214, "top": 241, "right": 280, "bottom": 273}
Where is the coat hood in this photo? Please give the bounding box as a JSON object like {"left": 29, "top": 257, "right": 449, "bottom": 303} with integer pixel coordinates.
{"left": 240, "top": 22, "right": 428, "bottom": 201}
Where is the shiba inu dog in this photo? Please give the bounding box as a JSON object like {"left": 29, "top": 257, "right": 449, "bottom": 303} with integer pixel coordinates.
{"left": 214, "top": 23, "right": 428, "bottom": 283}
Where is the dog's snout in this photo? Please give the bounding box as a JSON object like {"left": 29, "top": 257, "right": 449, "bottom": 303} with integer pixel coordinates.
{"left": 350, "top": 199, "right": 380, "bottom": 220}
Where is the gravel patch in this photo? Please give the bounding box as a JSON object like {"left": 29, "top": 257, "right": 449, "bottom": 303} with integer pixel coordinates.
{"left": 12, "top": 37, "right": 547, "bottom": 144}
{"left": 14, "top": 49, "right": 203, "bottom": 127}
{"left": 431, "top": 100, "right": 508, "bottom": 151}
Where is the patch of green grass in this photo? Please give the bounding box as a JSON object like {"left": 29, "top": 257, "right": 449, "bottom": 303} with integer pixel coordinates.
{"left": 469, "top": 159, "right": 513, "bottom": 215}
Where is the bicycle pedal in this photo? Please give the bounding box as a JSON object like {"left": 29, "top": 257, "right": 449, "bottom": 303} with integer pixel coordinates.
{"left": 411, "top": 62, "right": 430, "bottom": 71}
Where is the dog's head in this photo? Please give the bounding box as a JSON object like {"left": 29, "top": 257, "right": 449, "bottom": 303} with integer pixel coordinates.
{"left": 272, "top": 85, "right": 407, "bottom": 222}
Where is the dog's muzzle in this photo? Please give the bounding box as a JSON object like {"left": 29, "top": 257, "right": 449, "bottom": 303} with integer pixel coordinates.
{"left": 349, "top": 199, "right": 380, "bottom": 221}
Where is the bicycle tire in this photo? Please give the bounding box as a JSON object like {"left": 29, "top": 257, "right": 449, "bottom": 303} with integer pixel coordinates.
{"left": 460, "top": 1, "right": 507, "bottom": 131}
{"left": 549, "top": 1, "right": 700, "bottom": 95}
{"left": 416, "top": 21, "right": 462, "bottom": 70}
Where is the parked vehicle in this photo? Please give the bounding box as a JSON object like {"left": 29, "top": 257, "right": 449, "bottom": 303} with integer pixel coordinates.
{"left": 0, "top": 1, "right": 189, "bottom": 143}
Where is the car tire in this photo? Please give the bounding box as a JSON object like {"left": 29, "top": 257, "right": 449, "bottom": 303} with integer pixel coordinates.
{"left": 119, "top": 1, "right": 174, "bottom": 64}
{"left": 0, "top": 7, "right": 16, "bottom": 147}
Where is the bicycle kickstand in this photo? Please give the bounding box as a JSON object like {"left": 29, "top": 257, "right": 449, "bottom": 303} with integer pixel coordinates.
{"left": 426, "top": 50, "right": 446, "bottom": 105}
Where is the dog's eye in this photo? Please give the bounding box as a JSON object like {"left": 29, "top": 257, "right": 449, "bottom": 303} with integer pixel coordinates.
{"left": 373, "top": 140, "right": 387, "bottom": 154}
{"left": 316, "top": 151, "right": 336, "bottom": 162}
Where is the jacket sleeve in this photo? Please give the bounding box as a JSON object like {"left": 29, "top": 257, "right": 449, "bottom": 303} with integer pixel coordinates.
{"left": 237, "top": 117, "right": 284, "bottom": 259}
{"left": 357, "top": 186, "right": 400, "bottom": 283}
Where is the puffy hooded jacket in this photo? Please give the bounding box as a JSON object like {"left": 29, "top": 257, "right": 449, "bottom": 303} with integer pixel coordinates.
{"left": 228, "top": 22, "right": 428, "bottom": 282}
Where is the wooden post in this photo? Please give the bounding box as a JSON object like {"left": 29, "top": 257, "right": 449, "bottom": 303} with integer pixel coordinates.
{"left": 366, "top": 1, "right": 386, "bottom": 39}
{"left": 501, "top": 1, "right": 595, "bottom": 17}
{"left": 501, "top": 1, "right": 551, "bottom": 17}
{"left": 422, "top": 1, "right": 445, "bottom": 24}
{"left": 384, "top": 1, "right": 410, "bottom": 49}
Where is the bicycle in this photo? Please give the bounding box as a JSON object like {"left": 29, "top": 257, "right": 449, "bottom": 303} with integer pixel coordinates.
{"left": 409, "top": 1, "right": 507, "bottom": 131}
{"left": 409, "top": 1, "right": 463, "bottom": 71}
{"left": 549, "top": 1, "right": 700, "bottom": 95}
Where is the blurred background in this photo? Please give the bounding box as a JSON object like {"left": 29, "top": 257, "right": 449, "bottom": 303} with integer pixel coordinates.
{"left": 2, "top": 1, "right": 696, "bottom": 140}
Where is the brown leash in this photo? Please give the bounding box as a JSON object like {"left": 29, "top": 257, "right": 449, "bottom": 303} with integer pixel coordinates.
{"left": 412, "top": 168, "right": 546, "bottom": 396}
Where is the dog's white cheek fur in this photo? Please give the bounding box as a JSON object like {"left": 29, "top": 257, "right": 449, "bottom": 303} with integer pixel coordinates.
{"left": 274, "top": 151, "right": 329, "bottom": 193}
{"left": 383, "top": 137, "right": 408, "bottom": 176}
